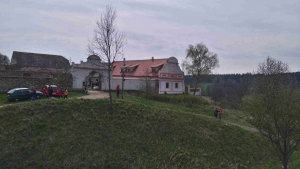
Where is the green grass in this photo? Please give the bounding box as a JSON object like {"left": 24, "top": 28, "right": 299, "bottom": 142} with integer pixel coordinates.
{"left": 0, "top": 92, "right": 10, "bottom": 105}
{"left": 0, "top": 93, "right": 299, "bottom": 168}
{"left": 117, "top": 92, "right": 252, "bottom": 128}
{"left": 68, "top": 90, "right": 88, "bottom": 98}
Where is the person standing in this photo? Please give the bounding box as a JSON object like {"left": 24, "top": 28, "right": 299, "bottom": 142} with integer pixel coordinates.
{"left": 30, "top": 87, "right": 36, "bottom": 102}
{"left": 47, "top": 85, "right": 52, "bottom": 99}
{"left": 214, "top": 108, "right": 218, "bottom": 118}
{"left": 64, "top": 89, "right": 69, "bottom": 99}
{"left": 60, "top": 87, "right": 64, "bottom": 99}
{"left": 116, "top": 85, "right": 120, "bottom": 98}
{"left": 218, "top": 108, "right": 223, "bottom": 120}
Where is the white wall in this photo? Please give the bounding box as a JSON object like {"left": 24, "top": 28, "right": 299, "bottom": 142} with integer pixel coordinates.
{"left": 71, "top": 68, "right": 109, "bottom": 89}
{"left": 158, "top": 57, "right": 184, "bottom": 94}
{"left": 159, "top": 80, "right": 184, "bottom": 94}
{"left": 110, "top": 78, "right": 156, "bottom": 91}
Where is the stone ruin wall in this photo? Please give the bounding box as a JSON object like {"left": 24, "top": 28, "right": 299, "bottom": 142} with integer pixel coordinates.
{"left": 0, "top": 70, "right": 72, "bottom": 92}
{"left": 11, "top": 52, "right": 70, "bottom": 69}
{"left": 0, "top": 52, "right": 73, "bottom": 92}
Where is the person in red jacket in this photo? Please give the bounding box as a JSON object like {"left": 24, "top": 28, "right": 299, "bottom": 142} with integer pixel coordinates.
{"left": 218, "top": 108, "right": 223, "bottom": 120}
{"left": 116, "top": 85, "right": 120, "bottom": 98}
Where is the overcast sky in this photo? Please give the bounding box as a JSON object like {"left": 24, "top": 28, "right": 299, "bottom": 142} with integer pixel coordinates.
{"left": 1, "top": 0, "right": 299, "bottom": 74}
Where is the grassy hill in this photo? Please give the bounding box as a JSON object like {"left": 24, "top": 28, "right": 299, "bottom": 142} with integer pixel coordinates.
{"left": 0, "top": 94, "right": 296, "bottom": 168}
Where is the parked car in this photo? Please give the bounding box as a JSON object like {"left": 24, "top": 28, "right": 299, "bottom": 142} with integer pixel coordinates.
{"left": 41, "top": 85, "right": 63, "bottom": 97}
{"left": 6, "top": 88, "right": 44, "bottom": 101}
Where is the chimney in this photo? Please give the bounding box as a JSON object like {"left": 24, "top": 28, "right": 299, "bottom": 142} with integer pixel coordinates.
{"left": 152, "top": 57, "right": 154, "bottom": 61}
{"left": 123, "top": 58, "right": 125, "bottom": 66}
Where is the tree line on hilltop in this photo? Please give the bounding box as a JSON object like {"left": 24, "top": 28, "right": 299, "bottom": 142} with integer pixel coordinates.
{"left": 185, "top": 72, "right": 300, "bottom": 109}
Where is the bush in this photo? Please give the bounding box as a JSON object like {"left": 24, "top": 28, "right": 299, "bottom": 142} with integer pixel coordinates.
{"left": 142, "top": 93, "right": 209, "bottom": 107}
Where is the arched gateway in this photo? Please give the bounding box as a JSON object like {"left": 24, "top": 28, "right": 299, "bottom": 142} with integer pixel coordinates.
{"left": 70, "top": 55, "right": 108, "bottom": 90}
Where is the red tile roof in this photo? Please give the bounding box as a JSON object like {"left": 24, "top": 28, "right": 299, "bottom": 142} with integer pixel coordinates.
{"left": 112, "top": 58, "right": 169, "bottom": 77}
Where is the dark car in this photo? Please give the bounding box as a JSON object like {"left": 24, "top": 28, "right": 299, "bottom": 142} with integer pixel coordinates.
{"left": 6, "top": 88, "right": 44, "bottom": 101}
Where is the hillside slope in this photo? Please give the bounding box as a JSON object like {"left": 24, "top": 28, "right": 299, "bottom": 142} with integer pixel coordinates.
{"left": 0, "top": 99, "right": 271, "bottom": 168}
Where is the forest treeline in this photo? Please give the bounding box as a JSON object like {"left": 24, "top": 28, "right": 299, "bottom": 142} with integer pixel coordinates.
{"left": 184, "top": 72, "right": 300, "bottom": 108}
{"left": 185, "top": 72, "right": 300, "bottom": 85}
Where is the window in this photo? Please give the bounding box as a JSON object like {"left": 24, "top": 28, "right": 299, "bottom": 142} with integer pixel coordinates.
{"left": 166, "top": 82, "right": 169, "bottom": 89}
{"left": 175, "top": 83, "right": 178, "bottom": 88}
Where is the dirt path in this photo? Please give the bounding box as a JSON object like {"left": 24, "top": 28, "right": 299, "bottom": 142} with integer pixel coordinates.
{"left": 224, "top": 121, "right": 258, "bottom": 132}
{"left": 78, "top": 90, "right": 109, "bottom": 99}
{"left": 200, "top": 96, "right": 258, "bottom": 132}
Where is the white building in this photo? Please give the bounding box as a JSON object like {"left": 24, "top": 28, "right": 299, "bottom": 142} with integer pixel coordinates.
{"left": 71, "top": 56, "right": 185, "bottom": 94}
{"left": 112, "top": 57, "right": 184, "bottom": 94}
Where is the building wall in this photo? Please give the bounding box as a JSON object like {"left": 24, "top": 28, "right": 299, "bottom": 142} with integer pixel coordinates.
{"left": 158, "top": 57, "right": 184, "bottom": 94}
{"left": 111, "top": 78, "right": 156, "bottom": 91}
{"left": 0, "top": 70, "right": 72, "bottom": 92}
{"left": 159, "top": 80, "right": 184, "bottom": 94}
{"left": 70, "top": 56, "right": 109, "bottom": 90}
{"left": 71, "top": 68, "right": 109, "bottom": 89}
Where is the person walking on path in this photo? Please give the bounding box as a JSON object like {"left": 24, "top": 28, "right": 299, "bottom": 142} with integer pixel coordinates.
{"left": 214, "top": 108, "right": 218, "bottom": 118}
{"left": 64, "top": 89, "right": 69, "bottom": 99}
{"left": 116, "top": 85, "right": 120, "bottom": 98}
{"left": 30, "top": 87, "right": 36, "bottom": 102}
{"left": 218, "top": 108, "right": 223, "bottom": 120}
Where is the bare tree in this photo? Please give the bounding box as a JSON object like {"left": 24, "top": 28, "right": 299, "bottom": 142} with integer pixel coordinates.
{"left": 139, "top": 69, "right": 156, "bottom": 95}
{"left": 87, "top": 5, "right": 126, "bottom": 109}
{"left": 182, "top": 43, "right": 219, "bottom": 95}
{"left": 243, "top": 56, "right": 300, "bottom": 169}
{"left": 0, "top": 53, "right": 10, "bottom": 65}
{"left": 55, "top": 65, "right": 73, "bottom": 90}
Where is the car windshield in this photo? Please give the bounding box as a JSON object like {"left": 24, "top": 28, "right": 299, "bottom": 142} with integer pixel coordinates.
{"left": 52, "top": 87, "right": 57, "bottom": 90}
{"left": 8, "top": 89, "right": 16, "bottom": 94}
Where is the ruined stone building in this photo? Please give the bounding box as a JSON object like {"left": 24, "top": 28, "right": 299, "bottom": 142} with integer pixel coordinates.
{"left": 0, "top": 51, "right": 72, "bottom": 92}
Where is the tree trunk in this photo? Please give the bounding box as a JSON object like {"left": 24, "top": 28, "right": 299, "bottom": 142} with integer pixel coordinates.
{"left": 193, "top": 77, "right": 199, "bottom": 95}
{"left": 122, "top": 72, "right": 124, "bottom": 99}
{"left": 283, "top": 158, "right": 288, "bottom": 169}
{"left": 108, "top": 61, "right": 113, "bottom": 111}
{"left": 282, "top": 139, "right": 289, "bottom": 169}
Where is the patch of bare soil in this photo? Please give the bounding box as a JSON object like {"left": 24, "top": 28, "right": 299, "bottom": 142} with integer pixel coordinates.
{"left": 79, "top": 90, "right": 109, "bottom": 99}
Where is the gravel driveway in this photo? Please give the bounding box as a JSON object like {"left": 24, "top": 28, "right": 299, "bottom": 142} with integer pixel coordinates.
{"left": 79, "top": 90, "right": 110, "bottom": 99}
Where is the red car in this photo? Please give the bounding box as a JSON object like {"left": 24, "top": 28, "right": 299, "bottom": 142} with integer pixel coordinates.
{"left": 41, "top": 85, "right": 63, "bottom": 97}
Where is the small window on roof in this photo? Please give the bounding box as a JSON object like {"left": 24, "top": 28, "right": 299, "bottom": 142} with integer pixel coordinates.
{"left": 128, "top": 65, "right": 138, "bottom": 72}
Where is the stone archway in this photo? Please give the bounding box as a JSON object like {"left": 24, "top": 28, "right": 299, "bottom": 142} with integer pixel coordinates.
{"left": 85, "top": 70, "right": 103, "bottom": 90}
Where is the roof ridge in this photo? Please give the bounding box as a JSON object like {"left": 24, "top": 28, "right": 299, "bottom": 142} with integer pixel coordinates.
{"left": 114, "top": 58, "right": 169, "bottom": 62}
{"left": 13, "top": 51, "right": 63, "bottom": 57}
